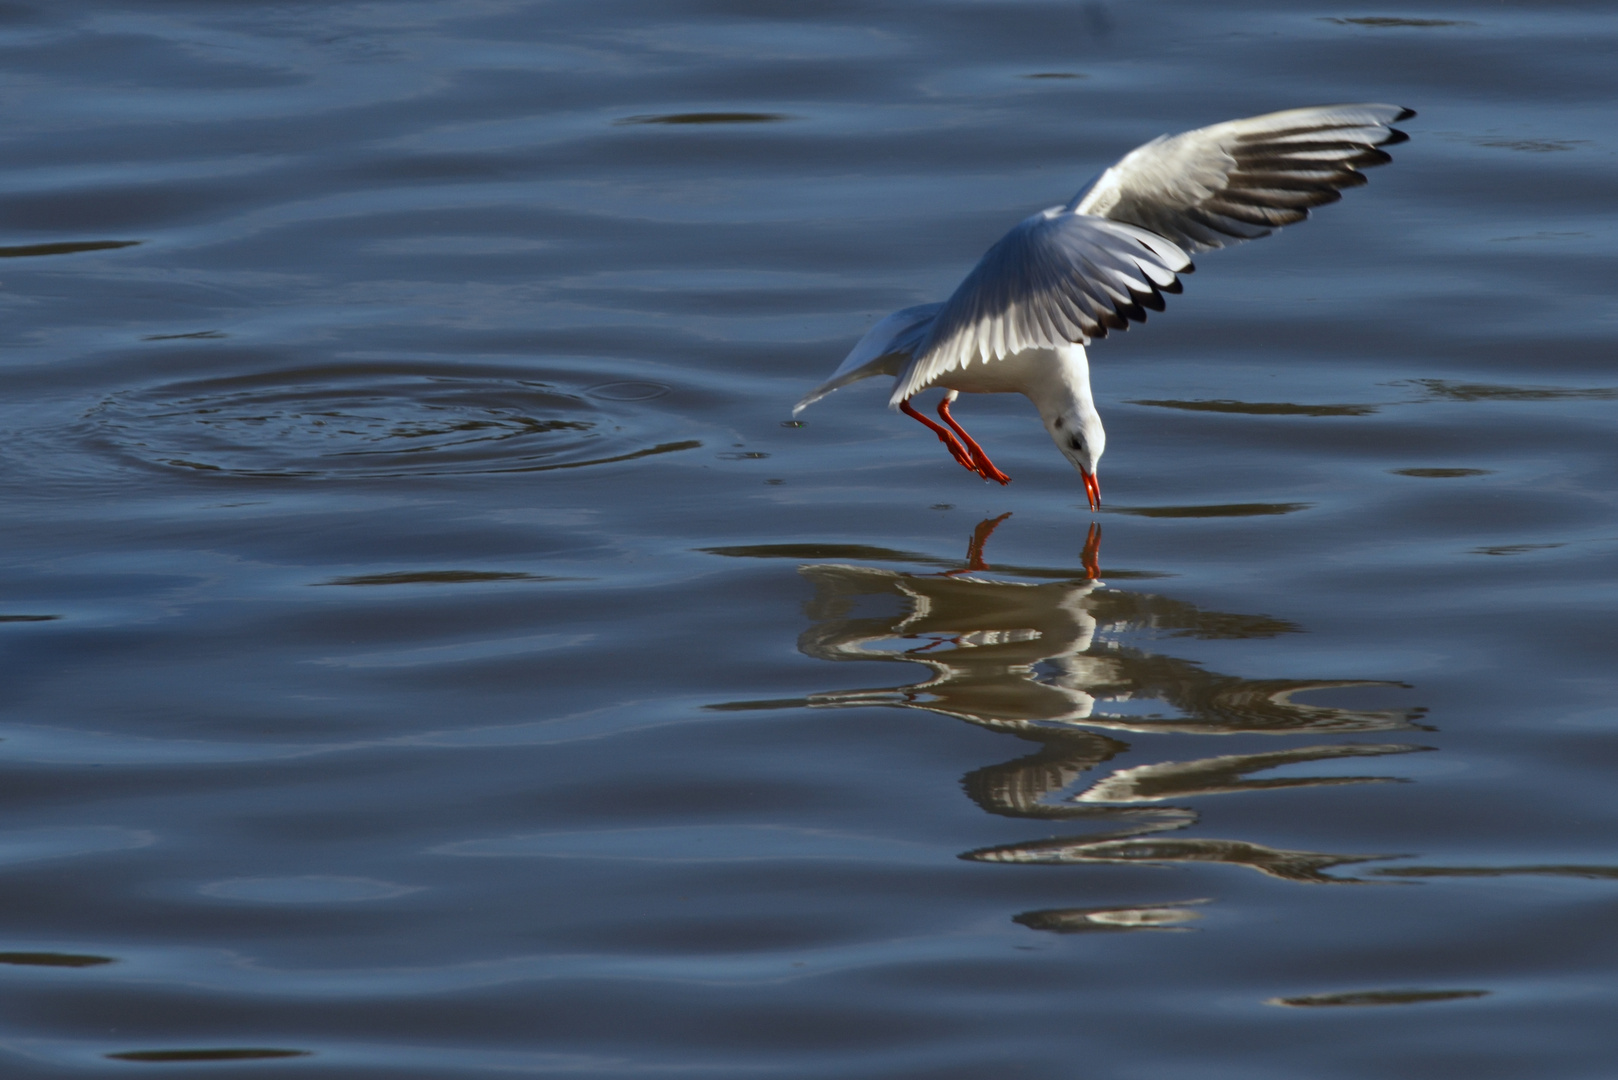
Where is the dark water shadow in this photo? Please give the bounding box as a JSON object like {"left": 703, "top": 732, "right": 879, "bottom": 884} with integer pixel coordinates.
{"left": 1472, "top": 542, "right": 1566, "bottom": 557}
{"left": 0, "top": 951, "right": 114, "bottom": 967}
{"left": 1408, "top": 379, "right": 1618, "bottom": 402}
{"left": 1472, "top": 138, "right": 1585, "bottom": 153}
{"left": 615, "top": 113, "right": 788, "bottom": 125}
{"left": 1269, "top": 989, "right": 1489, "bottom": 1007}
{"left": 317, "top": 571, "right": 584, "bottom": 586}
{"left": 1110, "top": 503, "right": 1311, "bottom": 519}
{"left": 107, "top": 1048, "right": 311, "bottom": 1062}
{"left": 1320, "top": 17, "right": 1475, "bottom": 28}
{"left": 0, "top": 239, "right": 140, "bottom": 258}
{"left": 703, "top": 543, "right": 941, "bottom": 565}
{"left": 1128, "top": 399, "right": 1377, "bottom": 417}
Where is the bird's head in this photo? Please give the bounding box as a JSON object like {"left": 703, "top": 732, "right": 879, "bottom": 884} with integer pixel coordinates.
{"left": 1046, "top": 410, "right": 1105, "bottom": 512}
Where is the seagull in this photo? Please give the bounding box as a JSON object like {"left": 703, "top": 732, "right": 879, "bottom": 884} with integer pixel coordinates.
{"left": 793, "top": 104, "right": 1414, "bottom": 510}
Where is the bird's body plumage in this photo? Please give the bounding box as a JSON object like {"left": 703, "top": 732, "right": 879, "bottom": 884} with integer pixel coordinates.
{"left": 794, "top": 104, "right": 1413, "bottom": 507}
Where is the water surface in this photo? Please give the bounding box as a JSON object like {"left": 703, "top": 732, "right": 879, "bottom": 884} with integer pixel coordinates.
{"left": 1, "top": 1, "right": 1616, "bottom": 1076}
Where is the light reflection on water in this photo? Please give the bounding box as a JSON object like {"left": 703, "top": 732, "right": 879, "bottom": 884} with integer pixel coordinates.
{"left": 0, "top": 0, "right": 1615, "bottom": 1076}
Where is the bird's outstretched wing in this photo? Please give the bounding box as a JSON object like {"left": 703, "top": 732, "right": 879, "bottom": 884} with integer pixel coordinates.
{"left": 890, "top": 214, "right": 1190, "bottom": 405}
{"left": 1071, "top": 103, "right": 1414, "bottom": 253}
{"left": 795, "top": 303, "right": 940, "bottom": 414}
{"left": 888, "top": 103, "right": 1411, "bottom": 405}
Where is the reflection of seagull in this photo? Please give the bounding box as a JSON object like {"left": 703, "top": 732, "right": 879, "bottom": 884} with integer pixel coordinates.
{"left": 707, "top": 517, "right": 1432, "bottom": 890}
{"left": 790, "top": 516, "right": 1426, "bottom": 830}
{"left": 798, "top": 561, "right": 1423, "bottom": 737}
{"left": 794, "top": 105, "right": 1413, "bottom": 508}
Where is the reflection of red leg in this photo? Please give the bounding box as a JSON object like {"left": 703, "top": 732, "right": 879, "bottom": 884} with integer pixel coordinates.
{"left": 900, "top": 398, "right": 976, "bottom": 473}
{"left": 956, "top": 512, "right": 1012, "bottom": 573}
{"left": 1081, "top": 523, "right": 1101, "bottom": 580}
{"left": 937, "top": 395, "right": 1010, "bottom": 485}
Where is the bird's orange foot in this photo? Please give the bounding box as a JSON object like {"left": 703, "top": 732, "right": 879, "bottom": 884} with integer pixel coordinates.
{"left": 934, "top": 396, "right": 1010, "bottom": 485}
{"left": 971, "top": 455, "right": 1010, "bottom": 485}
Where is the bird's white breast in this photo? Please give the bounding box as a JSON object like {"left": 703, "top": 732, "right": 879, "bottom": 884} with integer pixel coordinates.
{"left": 930, "top": 346, "right": 1069, "bottom": 396}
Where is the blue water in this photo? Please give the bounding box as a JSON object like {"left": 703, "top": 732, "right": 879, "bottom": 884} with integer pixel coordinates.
{"left": 0, "top": 1, "right": 1616, "bottom": 1075}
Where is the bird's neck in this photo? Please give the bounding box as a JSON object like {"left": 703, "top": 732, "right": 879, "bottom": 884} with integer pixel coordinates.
{"left": 1032, "top": 344, "right": 1097, "bottom": 424}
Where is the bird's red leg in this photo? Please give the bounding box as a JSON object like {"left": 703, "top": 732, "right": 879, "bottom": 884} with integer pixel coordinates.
{"left": 936, "top": 395, "right": 1010, "bottom": 485}
{"left": 899, "top": 397, "right": 976, "bottom": 473}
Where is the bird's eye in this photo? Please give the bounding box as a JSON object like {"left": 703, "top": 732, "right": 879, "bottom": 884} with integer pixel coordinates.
{"left": 1068, "top": 435, "right": 1085, "bottom": 451}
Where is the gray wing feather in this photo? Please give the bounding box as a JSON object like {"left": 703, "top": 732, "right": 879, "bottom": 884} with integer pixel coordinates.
{"left": 1071, "top": 103, "right": 1413, "bottom": 253}
{"left": 889, "top": 214, "right": 1190, "bottom": 405}
{"left": 794, "top": 303, "right": 940, "bottom": 414}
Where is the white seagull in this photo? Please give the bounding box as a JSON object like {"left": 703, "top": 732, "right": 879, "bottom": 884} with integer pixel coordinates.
{"left": 794, "top": 104, "right": 1414, "bottom": 510}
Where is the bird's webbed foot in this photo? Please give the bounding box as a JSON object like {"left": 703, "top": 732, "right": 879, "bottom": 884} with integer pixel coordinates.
{"left": 937, "top": 395, "right": 1011, "bottom": 485}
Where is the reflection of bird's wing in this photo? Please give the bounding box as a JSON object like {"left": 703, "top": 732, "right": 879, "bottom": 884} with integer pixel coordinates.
{"left": 1071, "top": 103, "right": 1413, "bottom": 254}
{"left": 794, "top": 303, "right": 940, "bottom": 414}
{"left": 890, "top": 214, "right": 1190, "bottom": 404}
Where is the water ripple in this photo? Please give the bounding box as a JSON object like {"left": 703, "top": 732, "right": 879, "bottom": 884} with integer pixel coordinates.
{"left": 82, "top": 368, "right": 700, "bottom": 479}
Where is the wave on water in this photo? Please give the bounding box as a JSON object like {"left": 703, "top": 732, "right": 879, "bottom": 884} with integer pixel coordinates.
{"left": 81, "top": 367, "right": 698, "bottom": 480}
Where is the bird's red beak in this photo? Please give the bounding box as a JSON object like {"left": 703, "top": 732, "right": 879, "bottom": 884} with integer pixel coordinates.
{"left": 1081, "top": 469, "right": 1101, "bottom": 512}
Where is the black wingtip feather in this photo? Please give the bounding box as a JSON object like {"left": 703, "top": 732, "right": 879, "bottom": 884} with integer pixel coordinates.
{"left": 1395, "top": 107, "right": 1416, "bottom": 121}
{"left": 1203, "top": 209, "right": 1278, "bottom": 241}
{"left": 1381, "top": 128, "right": 1410, "bottom": 147}
{"left": 1207, "top": 199, "right": 1288, "bottom": 227}
{"left": 1303, "top": 188, "right": 1345, "bottom": 207}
